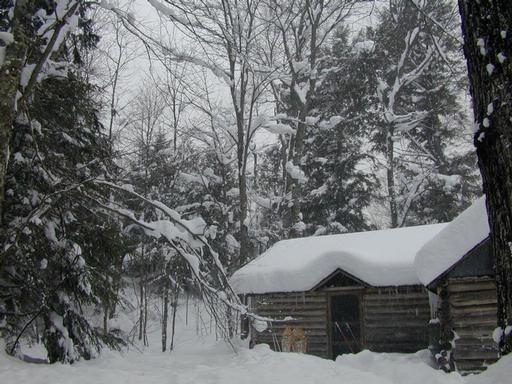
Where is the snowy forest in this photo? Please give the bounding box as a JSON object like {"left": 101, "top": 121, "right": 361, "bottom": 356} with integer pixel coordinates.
{"left": 0, "top": 0, "right": 511, "bottom": 382}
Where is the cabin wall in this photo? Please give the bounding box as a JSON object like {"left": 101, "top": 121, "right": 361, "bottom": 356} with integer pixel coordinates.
{"left": 248, "top": 291, "right": 329, "bottom": 358}
{"left": 363, "top": 285, "right": 430, "bottom": 352}
{"left": 247, "top": 285, "right": 431, "bottom": 358}
{"left": 447, "top": 277, "right": 499, "bottom": 373}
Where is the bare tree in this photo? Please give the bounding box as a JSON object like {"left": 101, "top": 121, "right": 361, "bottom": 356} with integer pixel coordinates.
{"left": 85, "top": 180, "right": 253, "bottom": 348}
{"left": 88, "top": 3, "right": 142, "bottom": 155}
{"left": 153, "top": 58, "right": 189, "bottom": 153}
{"left": 125, "top": 85, "right": 168, "bottom": 345}
{"left": 142, "top": 0, "right": 279, "bottom": 265}
{"left": 102, "top": 17, "right": 139, "bottom": 151}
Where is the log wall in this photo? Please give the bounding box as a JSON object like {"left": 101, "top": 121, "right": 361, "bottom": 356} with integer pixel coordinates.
{"left": 363, "top": 285, "right": 431, "bottom": 352}
{"left": 248, "top": 285, "right": 431, "bottom": 359}
{"left": 447, "top": 277, "right": 499, "bottom": 373}
{"left": 248, "top": 291, "right": 329, "bottom": 358}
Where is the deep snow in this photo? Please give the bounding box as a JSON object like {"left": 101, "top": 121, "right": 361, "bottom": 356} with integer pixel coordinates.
{"left": 231, "top": 223, "right": 446, "bottom": 294}
{"left": 2, "top": 328, "right": 510, "bottom": 384}
{"left": 1, "top": 299, "right": 510, "bottom": 384}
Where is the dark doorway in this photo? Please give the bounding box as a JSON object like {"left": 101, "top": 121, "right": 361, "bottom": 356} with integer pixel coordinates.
{"left": 330, "top": 294, "right": 362, "bottom": 357}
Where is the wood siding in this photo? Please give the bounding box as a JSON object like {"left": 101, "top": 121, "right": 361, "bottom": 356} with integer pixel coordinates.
{"left": 248, "top": 292, "right": 329, "bottom": 358}
{"left": 248, "top": 285, "right": 431, "bottom": 359}
{"left": 447, "top": 277, "right": 499, "bottom": 373}
{"left": 363, "top": 286, "right": 431, "bottom": 352}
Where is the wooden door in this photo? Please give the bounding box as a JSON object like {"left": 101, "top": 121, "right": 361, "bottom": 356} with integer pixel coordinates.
{"left": 329, "top": 294, "right": 362, "bottom": 357}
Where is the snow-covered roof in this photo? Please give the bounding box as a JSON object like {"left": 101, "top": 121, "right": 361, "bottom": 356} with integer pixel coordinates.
{"left": 415, "top": 197, "right": 489, "bottom": 286}
{"left": 230, "top": 224, "right": 447, "bottom": 294}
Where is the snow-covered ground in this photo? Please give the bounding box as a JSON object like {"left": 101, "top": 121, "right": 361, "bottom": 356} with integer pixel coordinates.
{"left": 1, "top": 300, "right": 509, "bottom": 384}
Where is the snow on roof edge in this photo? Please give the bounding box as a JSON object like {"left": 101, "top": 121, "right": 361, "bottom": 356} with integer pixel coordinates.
{"left": 414, "top": 196, "right": 489, "bottom": 287}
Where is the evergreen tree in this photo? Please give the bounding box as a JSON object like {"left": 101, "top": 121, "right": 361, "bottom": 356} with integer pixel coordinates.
{"left": 369, "top": 0, "right": 480, "bottom": 227}
{"left": 252, "top": 144, "right": 286, "bottom": 249}
{"left": 1, "top": 74, "right": 126, "bottom": 362}
{"left": 0, "top": 0, "right": 86, "bottom": 230}
{"left": 0, "top": 2, "right": 127, "bottom": 362}
{"left": 302, "top": 28, "right": 379, "bottom": 235}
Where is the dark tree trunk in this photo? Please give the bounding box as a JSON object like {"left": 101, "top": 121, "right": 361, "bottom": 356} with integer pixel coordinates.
{"left": 138, "top": 278, "right": 144, "bottom": 342}
{"left": 281, "top": 84, "right": 311, "bottom": 239}
{"left": 143, "top": 277, "right": 149, "bottom": 346}
{"left": 162, "top": 272, "right": 169, "bottom": 352}
{"left": 185, "top": 290, "right": 189, "bottom": 326}
{"left": 170, "top": 286, "right": 179, "bottom": 351}
{"left": 458, "top": 0, "right": 512, "bottom": 352}
{"left": 386, "top": 127, "right": 398, "bottom": 228}
{"left": 103, "top": 306, "right": 109, "bottom": 335}
{"left": 238, "top": 169, "right": 251, "bottom": 267}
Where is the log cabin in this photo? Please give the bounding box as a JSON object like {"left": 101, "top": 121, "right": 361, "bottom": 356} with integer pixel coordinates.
{"left": 231, "top": 223, "right": 446, "bottom": 359}
{"left": 415, "top": 196, "right": 499, "bottom": 373}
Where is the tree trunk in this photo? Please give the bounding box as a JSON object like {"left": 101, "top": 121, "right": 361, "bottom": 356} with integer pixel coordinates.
{"left": 238, "top": 169, "right": 251, "bottom": 267}
{"left": 162, "top": 273, "right": 169, "bottom": 352}
{"left": 103, "top": 306, "right": 109, "bottom": 335}
{"left": 287, "top": 116, "right": 308, "bottom": 238}
{"left": 386, "top": 128, "right": 399, "bottom": 228}
{"left": 185, "top": 290, "right": 189, "bottom": 326}
{"left": 229, "top": 54, "right": 251, "bottom": 268}
{"left": 143, "top": 276, "right": 149, "bottom": 346}
{"left": 282, "top": 85, "right": 308, "bottom": 238}
{"left": 170, "top": 286, "right": 179, "bottom": 351}
{"left": 138, "top": 278, "right": 144, "bottom": 341}
{"left": 458, "top": 0, "right": 512, "bottom": 352}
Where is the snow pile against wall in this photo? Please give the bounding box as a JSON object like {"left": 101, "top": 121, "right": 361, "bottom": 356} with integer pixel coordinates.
{"left": 415, "top": 196, "right": 489, "bottom": 286}
{"left": 231, "top": 224, "right": 446, "bottom": 294}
